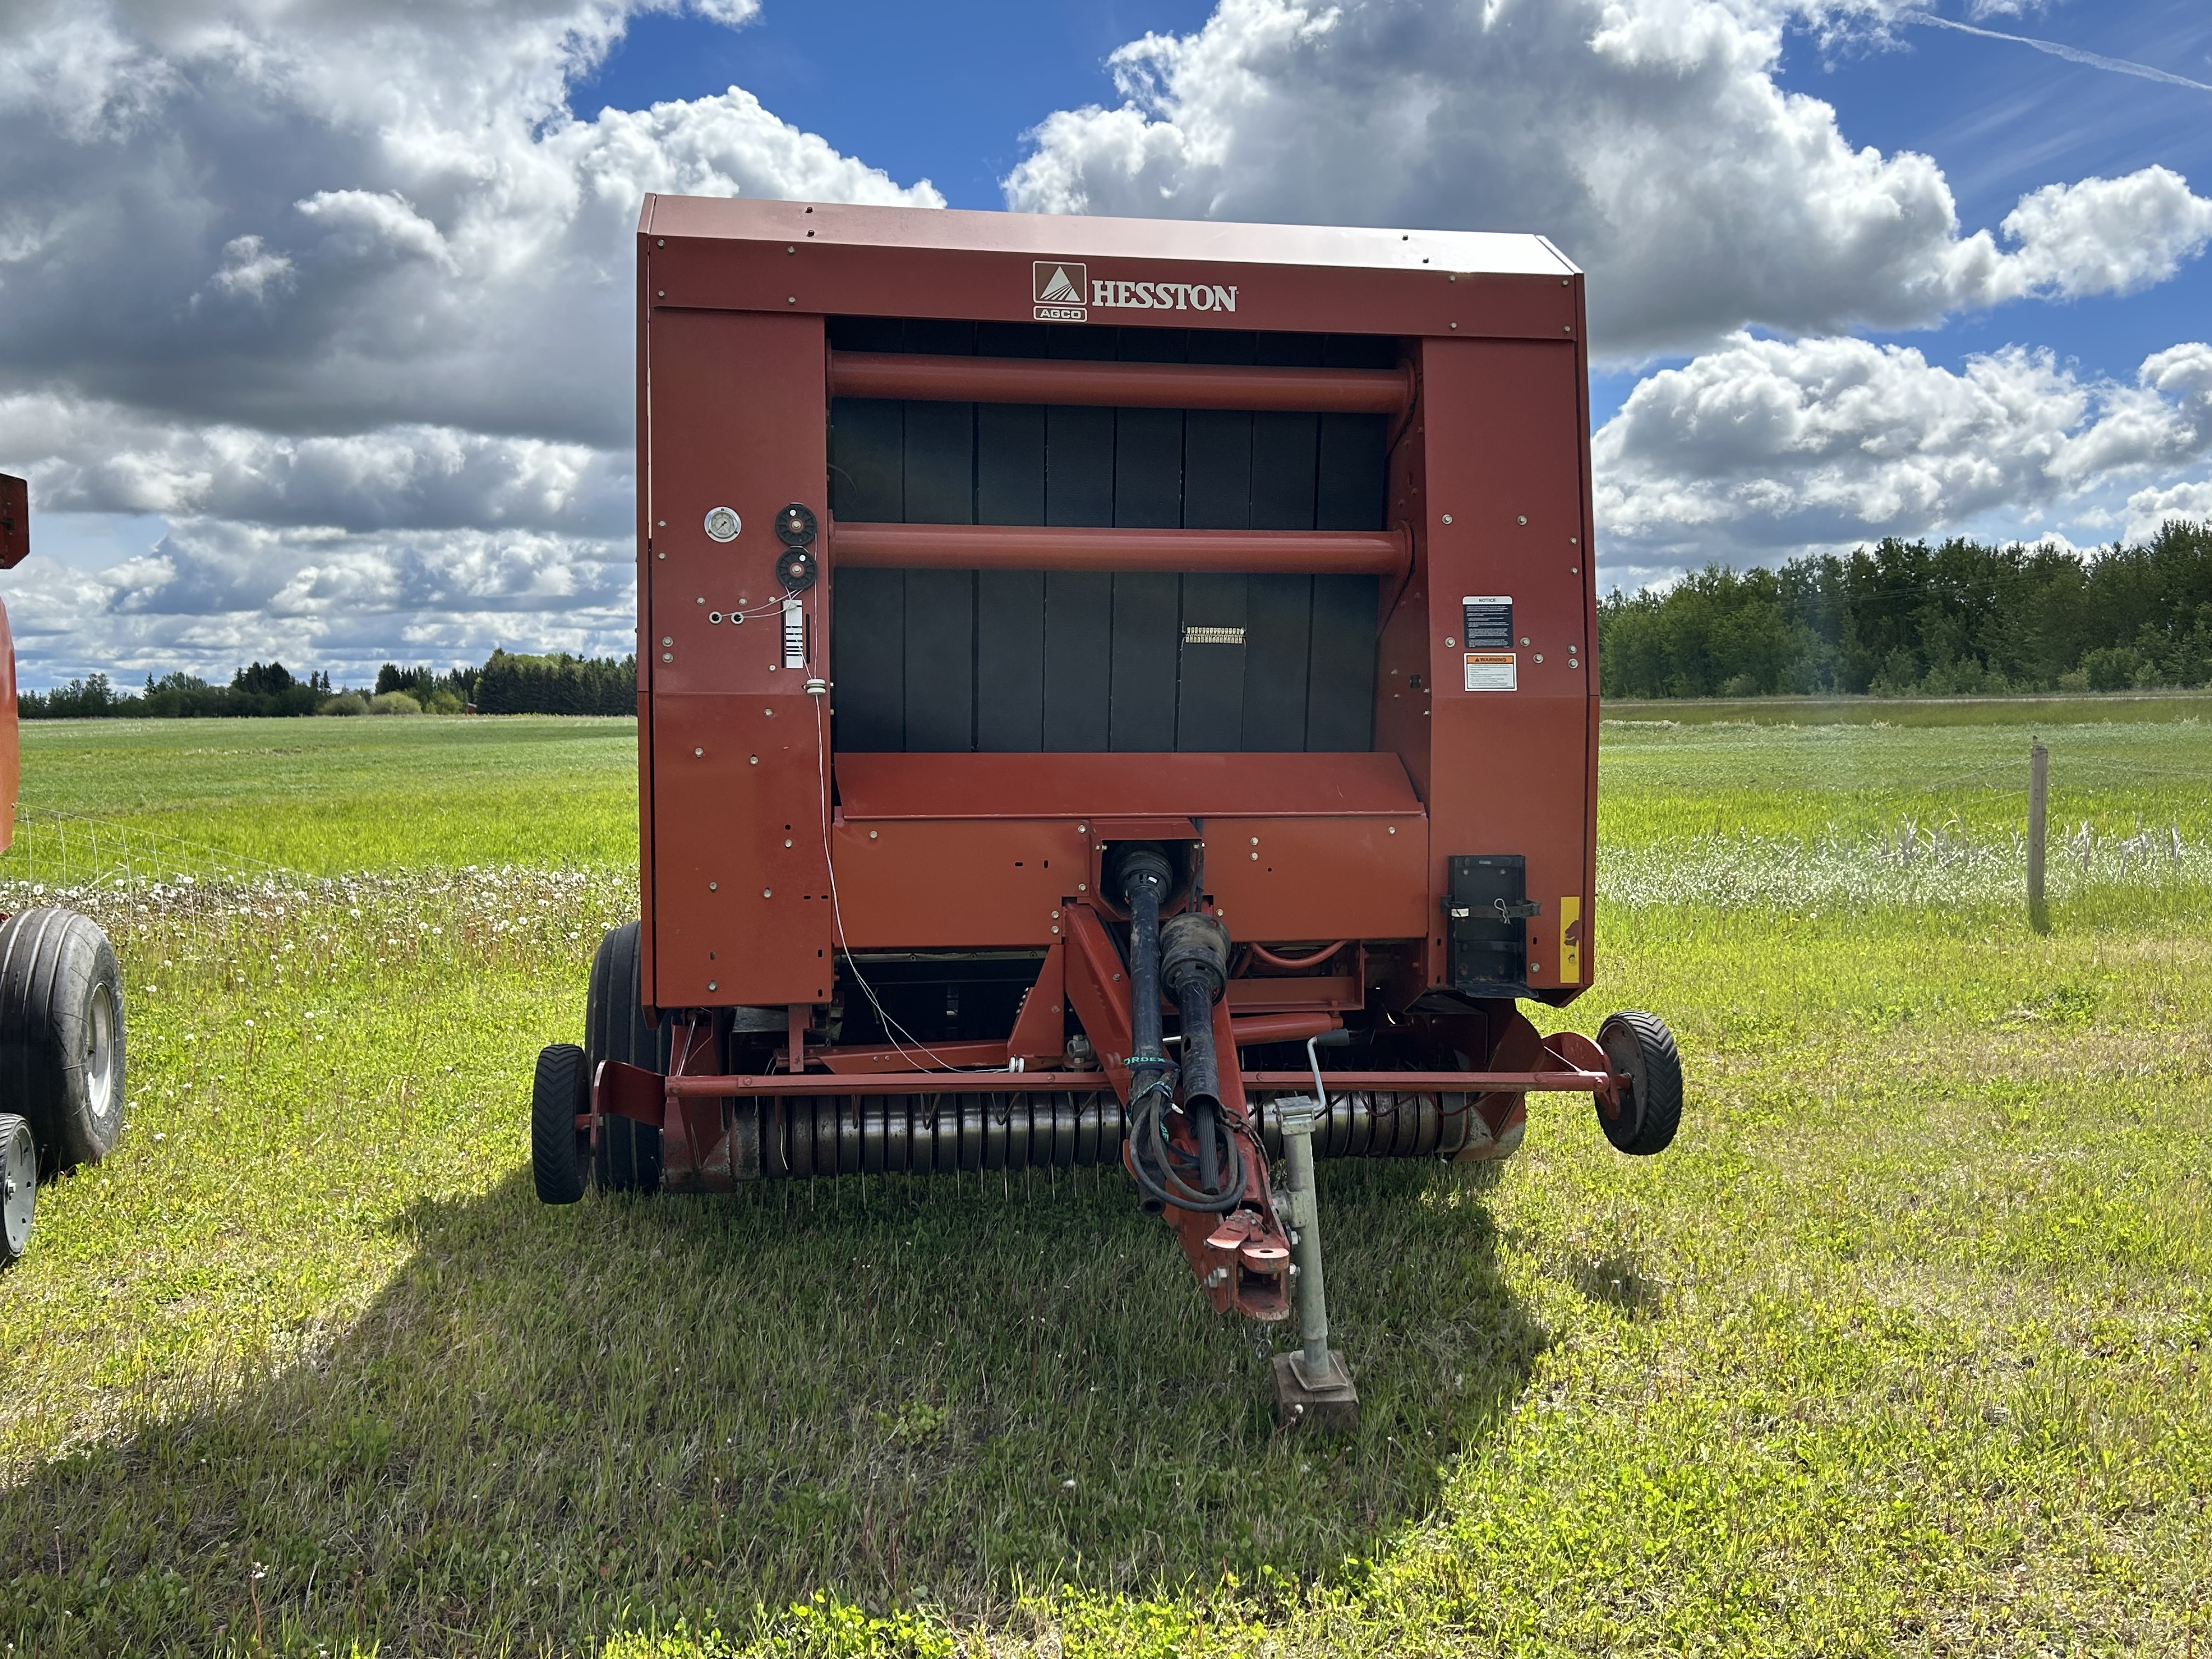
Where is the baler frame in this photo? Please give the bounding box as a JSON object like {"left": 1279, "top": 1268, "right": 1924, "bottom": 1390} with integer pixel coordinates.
{"left": 530, "top": 199, "right": 1686, "bottom": 1426}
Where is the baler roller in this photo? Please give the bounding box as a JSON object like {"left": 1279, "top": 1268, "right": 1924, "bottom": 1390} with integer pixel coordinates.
{"left": 754, "top": 1088, "right": 1471, "bottom": 1179}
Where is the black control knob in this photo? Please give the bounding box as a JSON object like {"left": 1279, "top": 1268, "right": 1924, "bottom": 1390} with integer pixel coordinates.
{"left": 775, "top": 545, "right": 818, "bottom": 593}
{"left": 774, "top": 502, "right": 817, "bottom": 546}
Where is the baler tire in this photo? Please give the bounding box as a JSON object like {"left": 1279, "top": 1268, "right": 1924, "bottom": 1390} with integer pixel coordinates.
{"left": 1, "top": 1113, "right": 35, "bottom": 1265}
{"left": 531, "top": 1043, "right": 590, "bottom": 1205}
{"left": 0, "top": 907, "right": 127, "bottom": 1173}
{"left": 1596, "top": 1009, "right": 1682, "bottom": 1156}
{"left": 586, "top": 921, "right": 664, "bottom": 1194}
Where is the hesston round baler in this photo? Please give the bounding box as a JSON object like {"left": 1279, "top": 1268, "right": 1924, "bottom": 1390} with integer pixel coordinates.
{"left": 529, "top": 201, "right": 1683, "bottom": 1427}
{"left": 0, "top": 472, "right": 131, "bottom": 1266}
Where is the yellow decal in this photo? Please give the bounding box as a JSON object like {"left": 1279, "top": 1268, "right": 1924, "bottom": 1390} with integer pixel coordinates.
{"left": 1560, "top": 896, "right": 1583, "bottom": 981}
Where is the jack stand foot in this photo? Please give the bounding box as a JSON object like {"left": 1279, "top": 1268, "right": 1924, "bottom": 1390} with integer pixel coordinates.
{"left": 1272, "top": 1350, "right": 1359, "bottom": 1432}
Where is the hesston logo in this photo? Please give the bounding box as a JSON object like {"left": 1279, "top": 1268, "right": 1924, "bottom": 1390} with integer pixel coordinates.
{"left": 1032, "top": 260, "right": 1239, "bottom": 324}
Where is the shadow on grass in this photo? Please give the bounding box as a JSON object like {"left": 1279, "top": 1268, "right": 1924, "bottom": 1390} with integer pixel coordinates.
{"left": 1, "top": 1158, "right": 1541, "bottom": 1652}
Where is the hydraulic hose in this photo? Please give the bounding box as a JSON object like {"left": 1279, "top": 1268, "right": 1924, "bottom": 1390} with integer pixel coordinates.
{"left": 1116, "top": 849, "right": 1174, "bottom": 1123}
{"left": 1125, "top": 908, "right": 1245, "bottom": 1215}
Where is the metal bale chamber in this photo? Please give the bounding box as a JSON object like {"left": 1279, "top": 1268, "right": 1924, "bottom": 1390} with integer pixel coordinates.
{"left": 529, "top": 199, "right": 1686, "bottom": 1427}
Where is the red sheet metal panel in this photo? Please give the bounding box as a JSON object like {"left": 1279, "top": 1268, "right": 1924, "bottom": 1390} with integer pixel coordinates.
{"left": 0, "top": 474, "right": 26, "bottom": 570}
{"left": 832, "top": 522, "right": 1407, "bottom": 575}
{"left": 643, "top": 307, "right": 833, "bottom": 1004}
{"left": 1393, "top": 336, "right": 1595, "bottom": 997}
{"left": 828, "top": 352, "right": 1414, "bottom": 413}
{"left": 1203, "top": 814, "right": 1428, "bottom": 942}
{"left": 642, "top": 199, "right": 1578, "bottom": 342}
{"left": 824, "top": 811, "right": 1418, "bottom": 949}
{"left": 833, "top": 752, "right": 1421, "bottom": 821}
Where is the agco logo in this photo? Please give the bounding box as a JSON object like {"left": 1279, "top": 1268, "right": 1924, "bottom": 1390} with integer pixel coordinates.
{"left": 1034, "top": 260, "right": 1239, "bottom": 323}
{"left": 1034, "top": 261, "right": 1088, "bottom": 320}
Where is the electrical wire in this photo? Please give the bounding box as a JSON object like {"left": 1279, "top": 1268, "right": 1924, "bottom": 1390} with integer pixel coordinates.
{"left": 811, "top": 680, "right": 979, "bottom": 1075}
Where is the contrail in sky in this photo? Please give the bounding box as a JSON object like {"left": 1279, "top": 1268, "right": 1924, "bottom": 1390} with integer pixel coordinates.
{"left": 1898, "top": 10, "right": 2212, "bottom": 93}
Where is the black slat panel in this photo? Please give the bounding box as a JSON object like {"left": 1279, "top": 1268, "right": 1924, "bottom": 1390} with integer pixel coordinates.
{"left": 1256, "top": 333, "right": 1324, "bottom": 368}
{"left": 1046, "top": 406, "right": 1114, "bottom": 526}
{"left": 828, "top": 317, "right": 904, "bottom": 352}
{"left": 1117, "top": 328, "right": 1188, "bottom": 364}
{"left": 904, "top": 318, "right": 976, "bottom": 357}
{"left": 832, "top": 568, "right": 905, "bottom": 751}
{"left": 824, "top": 318, "right": 1406, "bottom": 759}
{"left": 903, "top": 400, "right": 975, "bottom": 524}
{"left": 1316, "top": 412, "right": 1387, "bottom": 530}
{"left": 1114, "top": 407, "right": 1184, "bottom": 529}
{"left": 1108, "top": 573, "right": 1180, "bottom": 752}
{"left": 1187, "top": 331, "right": 1259, "bottom": 366}
{"left": 1305, "top": 573, "right": 1377, "bottom": 751}
{"left": 903, "top": 569, "right": 975, "bottom": 751}
{"left": 1175, "top": 573, "right": 1246, "bottom": 752}
{"left": 1240, "top": 574, "right": 1312, "bottom": 751}
{"left": 977, "top": 570, "right": 1045, "bottom": 752}
{"left": 1042, "top": 571, "right": 1112, "bottom": 751}
{"left": 1323, "top": 333, "right": 1399, "bottom": 369}
{"left": 977, "top": 320, "right": 1049, "bottom": 358}
{"left": 1182, "top": 410, "right": 1252, "bottom": 530}
{"left": 829, "top": 399, "right": 902, "bottom": 523}
{"left": 1249, "top": 411, "right": 1318, "bottom": 531}
{"left": 1048, "top": 326, "right": 1119, "bottom": 361}
{"left": 977, "top": 404, "right": 1045, "bottom": 524}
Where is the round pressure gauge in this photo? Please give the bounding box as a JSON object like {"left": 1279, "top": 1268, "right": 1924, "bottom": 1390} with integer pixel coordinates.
{"left": 703, "top": 506, "right": 742, "bottom": 543}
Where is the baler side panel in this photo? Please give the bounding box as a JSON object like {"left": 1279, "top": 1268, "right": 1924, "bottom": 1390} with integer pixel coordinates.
{"left": 637, "top": 225, "right": 658, "bottom": 1005}
{"left": 644, "top": 304, "right": 833, "bottom": 1005}
{"left": 1414, "top": 337, "right": 1594, "bottom": 995}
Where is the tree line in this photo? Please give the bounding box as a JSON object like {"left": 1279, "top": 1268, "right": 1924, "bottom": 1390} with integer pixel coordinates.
{"left": 21, "top": 650, "right": 637, "bottom": 719}
{"left": 1598, "top": 519, "right": 2212, "bottom": 698}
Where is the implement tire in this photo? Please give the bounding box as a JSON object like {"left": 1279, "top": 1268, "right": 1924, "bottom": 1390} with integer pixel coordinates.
{"left": 531, "top": 1043, "right": 590, "bottom": 1204}
{"left": 0, "top": 907, "right": 127, "bottom": 1173}
{"left": 1596, "top": 1009, "right": 1682, "bottom": 1157}
{"left": 587, "top": 922, "right": 665, "bottom": 1193}
{"left": 1, "top": 1114, "right": 35, "bottom": 1265}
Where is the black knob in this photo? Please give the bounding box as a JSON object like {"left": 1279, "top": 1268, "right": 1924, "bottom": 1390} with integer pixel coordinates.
{"left": 775, "top": 545, "right": 818, "bottom": 593}
{"left": 775, "top": 502, "right": 817, "bottom": 546}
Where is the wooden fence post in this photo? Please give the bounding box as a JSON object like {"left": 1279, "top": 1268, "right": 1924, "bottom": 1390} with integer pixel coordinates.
{"left": 2028, "top": 739, "right": 2049, "bottom": 934}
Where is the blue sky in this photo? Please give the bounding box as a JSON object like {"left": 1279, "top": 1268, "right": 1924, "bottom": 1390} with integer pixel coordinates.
{"left": 571, "top": 0, "right": 2212, "bottom": 427}
{"left": 3, "top": 0, "right": 2210, "bottom": 684}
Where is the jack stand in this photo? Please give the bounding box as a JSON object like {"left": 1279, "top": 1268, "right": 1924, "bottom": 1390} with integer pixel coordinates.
{"left": 1271, "top": 1094, "right": 1359, "bottom": 1431}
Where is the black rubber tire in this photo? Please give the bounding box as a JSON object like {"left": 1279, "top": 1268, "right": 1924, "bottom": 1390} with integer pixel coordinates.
{"left": 586, "top": 921, "right": 666, "bottom": 1193}
{"left": 531, "top": 1043, "right": 590, "bottom": 1204}
{"left": 1596, "top": 1009, "right": 1683, "bottom": 1156}
{"left": 0, "top": 908, "right": 127, "bottom": 1173}
{"left": 1, "top": 1113, "right": 35, "bottom": 1265}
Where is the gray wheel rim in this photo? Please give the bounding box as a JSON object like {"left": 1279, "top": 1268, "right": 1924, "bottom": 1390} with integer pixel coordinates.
{"left": 85, "top": 980, "right": 119, "bottom": 1131}
{"left": 2, "top": 1121, "right": 34, "bottom": 1259}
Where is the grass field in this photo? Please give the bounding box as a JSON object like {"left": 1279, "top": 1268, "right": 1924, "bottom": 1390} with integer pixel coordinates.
{"left": 1, "top": 711, "right": 2208, "bottom": 1656}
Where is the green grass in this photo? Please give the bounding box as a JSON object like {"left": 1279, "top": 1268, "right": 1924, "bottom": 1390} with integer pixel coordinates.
{"left": 1, "top": 718, "right": 2209, "bottom": 1655}
{"left": 15, "top": 716, "right": 636, "bottom": 871}
{"left": 1601, "top": 691, "right": 2212, "bottom": 727}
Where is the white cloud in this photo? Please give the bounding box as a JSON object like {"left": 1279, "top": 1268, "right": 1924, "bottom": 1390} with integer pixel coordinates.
{"left": 0, "top": 0, "right": 941, "bottom": 684}
{"left": 1004, "top": 0, "right": 2212, "bottom": 357}
{"left": 4, "top": 521, "right": 634, "bottom": 686}
{"left": 2126, "top": 479, "right": 2212, "bottom": 542}
{"left": 1593, "top": 334, "right": 2212, "bottom": 569}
